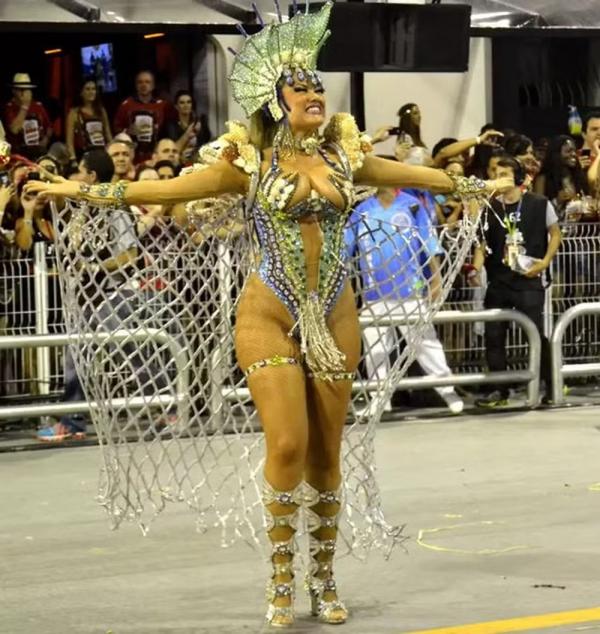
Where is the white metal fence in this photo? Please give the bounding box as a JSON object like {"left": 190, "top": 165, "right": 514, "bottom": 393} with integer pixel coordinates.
{"left": 1, "top": 223, "right": 599, "bottom": 409}
{"left": 435, "top": 222, "right": 600, "bottom": 382}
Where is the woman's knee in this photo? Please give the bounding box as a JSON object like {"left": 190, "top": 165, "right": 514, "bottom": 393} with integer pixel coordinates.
{"left": 268, "top": 435, "right": 307, "bottom": 470}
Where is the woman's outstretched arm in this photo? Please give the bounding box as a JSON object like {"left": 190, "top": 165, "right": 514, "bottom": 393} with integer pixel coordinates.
{"left": 354, "top": 155, "right": 511, "bottom": 195}
{"left": 23, "top": 159, "right": 249, "bottom": 205}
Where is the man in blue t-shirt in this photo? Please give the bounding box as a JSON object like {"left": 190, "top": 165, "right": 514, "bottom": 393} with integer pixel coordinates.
{"left": 346, "top": 187, "right": 463, "bottom": 415}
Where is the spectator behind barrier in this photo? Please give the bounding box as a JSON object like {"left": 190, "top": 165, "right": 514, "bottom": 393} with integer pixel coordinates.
{"left": 469, "top": 155, "right": 562, "bottom": 407}
{"left": 66, "top": 79, "right": 112, "bottom": 164}
{"left": 107, "top": 138, "right": 135, "bottom": 182}
{"left": 37, "top": 154, "right": 62, "bottom": 179}
{"left": 14, "top": 172, "right": 54, "bottom": 252}
{"left": 579, "top": 112, "right": 600, "bottom": 193}
{"left": 47, "top": 142, "right": 74, "bottom": 177}
{"left": 505, "top": 133, "right": 540, "bottom": 184}
{"left": 431, "top": 128, "right": 503, "bottom": 170}
{"left": 534, "top": 135, "right": 591, "bottom": 221}
{"left": 151, "top": 138, "right": 180, "bottom": 168}
{"left": 3, "top": 73, "right": 52, "bottom": 160}
{"left": 370, "top": 103, "right": 432, "bottom": 166}
{"left": 154, "top": 160, "right": 177, "bottom": 180}
{"left": 165, "top": 90, "right": 211, "bottom": 165}
{"left": 113, "top": 70, "right": 169, "bottom": 164}
{"left": 0, "top": 180, "right": 16, "bottom": 246}
{"left": 78, "top": 148, "right": 115, "bottom": 185}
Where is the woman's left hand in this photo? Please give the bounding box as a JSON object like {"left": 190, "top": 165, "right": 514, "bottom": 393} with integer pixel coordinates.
{"left": 485, "top": 177, "right": 514, "bottom": 195}
{"left": 23, "top": 179, "right": 80, "bottom": 200}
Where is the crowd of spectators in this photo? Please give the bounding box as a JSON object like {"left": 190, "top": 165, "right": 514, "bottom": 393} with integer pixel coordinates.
{"left": 0, "top": 69, "right": 212, "bottom": 255}
{"left": 366, "top": 104, "right": 600, "bottom": 408}
{"left": 1, "top": 76, "right": 600, "bottom": 439}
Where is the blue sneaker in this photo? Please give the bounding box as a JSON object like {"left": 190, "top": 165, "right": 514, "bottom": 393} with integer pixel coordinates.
{"left": 37, "top": 422, "right": 86, "bottom": 443}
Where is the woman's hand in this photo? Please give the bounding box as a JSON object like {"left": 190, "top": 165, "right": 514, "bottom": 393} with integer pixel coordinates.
{"left": 485, "top": 176, "right": 515, "bottom": 195}
{"left": 23, "top": 179, "right": 80, "bottom": 199}
{"left": 479, "top": 129, "right": 503, "bottom": 145}
{"left": 0, "top": 183, "right": 15, "bottom": 210}
{"left": 36, "top": 163, "right": 67, "bottom": 185}
{"left": 371, "top": 125, "right": 394, "bottom": 145}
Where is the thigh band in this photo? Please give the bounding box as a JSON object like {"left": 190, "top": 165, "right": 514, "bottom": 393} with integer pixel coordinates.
{"left": 244, "top": 355, "right": 300, "bottom": 378}
{"left": 307, "top": 370, "right": 355, "bottom": 382}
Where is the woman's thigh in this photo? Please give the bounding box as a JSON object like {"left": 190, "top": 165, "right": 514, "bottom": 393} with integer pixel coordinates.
{"left": 305, "top": 284, "right": 360, "bottom": 472}
{"left": 235, "top": 274, "right": 309, "bottom": 466}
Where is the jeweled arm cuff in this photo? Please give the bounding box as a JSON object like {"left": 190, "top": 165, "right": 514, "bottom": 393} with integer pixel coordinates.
{"left": 78, "top": 180, "right": 129, "bottom": 206}
{"left": 445, "top": 172, "right": 487, "bottom": 199}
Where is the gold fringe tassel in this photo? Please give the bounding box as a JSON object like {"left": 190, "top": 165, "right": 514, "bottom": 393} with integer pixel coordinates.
{"left": 294, "top": 292, "right": 346, "bottom": 377}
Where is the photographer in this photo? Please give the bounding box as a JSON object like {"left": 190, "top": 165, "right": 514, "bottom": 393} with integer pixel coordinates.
{"left": 14, "top": 172, "right": 54, "bottom": 253}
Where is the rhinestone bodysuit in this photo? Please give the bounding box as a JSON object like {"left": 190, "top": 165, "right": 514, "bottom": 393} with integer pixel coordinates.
{"left": 195, "top": 114, "right": 372, "bottom": 375}
{"left": 254, "top": 142, "right": 353, "bottom": 325}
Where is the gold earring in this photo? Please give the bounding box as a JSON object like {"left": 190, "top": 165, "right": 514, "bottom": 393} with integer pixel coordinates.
{"left": 274, "top": 121, "right": 295, "bottom": 159}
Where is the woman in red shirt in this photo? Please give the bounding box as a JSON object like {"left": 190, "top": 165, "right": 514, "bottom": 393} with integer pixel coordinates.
{"left": 66, "top": 80, "right": 112, "bottom": 163}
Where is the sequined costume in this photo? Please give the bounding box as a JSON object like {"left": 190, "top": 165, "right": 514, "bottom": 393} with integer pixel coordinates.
{"left": 48, "top": 5, "right": 490, "bottom": 626}
{"left": 212, "top": 118, "right": 365, "bottom": 381}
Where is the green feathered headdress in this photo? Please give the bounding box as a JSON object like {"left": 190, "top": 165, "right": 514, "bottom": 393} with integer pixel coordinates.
{"left": 229, "top": 1, "right": 332, "bottom": 122}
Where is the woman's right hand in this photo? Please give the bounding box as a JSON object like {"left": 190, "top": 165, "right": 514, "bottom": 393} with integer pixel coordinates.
{"left": 0, "top": 184, "right": 15, "bottom": 209}
{"left": 23, "top": 179, "right": 80, "bottom": 199}
{"left": 479, "top": 129, "right": 503, "bottom": 145}
{"left": 371, "top": 125, "right": 394, "bottom": 144}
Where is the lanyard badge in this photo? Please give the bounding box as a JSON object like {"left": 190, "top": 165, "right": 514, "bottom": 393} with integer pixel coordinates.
{"left": 498, "top": 198, "right": 531, "bottom": 274}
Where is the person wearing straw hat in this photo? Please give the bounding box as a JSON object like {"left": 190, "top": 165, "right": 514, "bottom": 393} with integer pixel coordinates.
{"left": 3, "top": 73, "right": 52, "bottom": 160}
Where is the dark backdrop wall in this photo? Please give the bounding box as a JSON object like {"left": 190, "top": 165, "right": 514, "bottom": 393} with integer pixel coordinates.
{"left": 492, "top": 35, "right": 597, "bottom": 143}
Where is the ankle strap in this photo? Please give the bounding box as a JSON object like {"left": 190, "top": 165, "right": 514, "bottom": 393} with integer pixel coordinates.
{"left": 266, "top": 579, "right": 295, "bottom": 601}
{"left": 265, "top": 510, "right": 299, "bottom": 532}
{"left": 263, "top": 480, "right": 305, "bottom": 506}
{"left": 306, "top": 507, "right": 339, "bottom": 532}
{"left": 309, "top": 535, "right": 336, "bottom": 557}
{"left": 303, "top": 482, "right": 343, "bottom": 507}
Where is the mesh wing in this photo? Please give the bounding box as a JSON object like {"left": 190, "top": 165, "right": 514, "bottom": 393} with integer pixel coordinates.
{"left": 52, "top": 197, "right": 479, "bottom": 556}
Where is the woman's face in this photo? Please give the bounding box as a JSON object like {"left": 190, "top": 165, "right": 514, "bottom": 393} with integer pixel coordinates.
{"left": 81, "top": 81, "right": 97, "bottom": 103}
{"left": 517, "top": 144, "right": 535, "bottom": 163}
{"left": 280, "top": 74, "right": 326, "bottom": 134}
{"left": 138, "top": 168, "right": 159, "bottom": 181}
{"left": 409, "top": 105, "right": 421, "bottom": 127}
{"left": 487, "top": 156, "right": 501, "bottom": 179}
{"left": 176, "top": 94, "right": 193, "bottom": 116}
{"left": 560, "top": 139, "right": 577, "bottom": 168}
{"left": 446, "top": 160, "right": 464, "bottom": 176}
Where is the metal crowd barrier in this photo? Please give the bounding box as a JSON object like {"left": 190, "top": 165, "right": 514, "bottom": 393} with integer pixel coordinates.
{"left": 218, "top": 309, "right": 541, "bottom": 408}
{"left": 550, "top": 303, "right": 600, "bottom": 405}
{"left": 1, "top": 222, "right": 599, "bottom": 418}
{"left": 0, "top": 330, "right": 190, "bottom": 421}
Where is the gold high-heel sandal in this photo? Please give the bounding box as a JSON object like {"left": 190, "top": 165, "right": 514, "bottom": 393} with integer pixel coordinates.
{"left": 263, "top": 481, "right": 303, "bottom": 628}
{"left": 304, "top": 484, "right": 349, "bottom": 625}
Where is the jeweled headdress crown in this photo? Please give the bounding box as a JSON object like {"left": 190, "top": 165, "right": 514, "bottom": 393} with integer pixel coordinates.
{"left": 229, "top": 1, "right": 332, "bottom": 122}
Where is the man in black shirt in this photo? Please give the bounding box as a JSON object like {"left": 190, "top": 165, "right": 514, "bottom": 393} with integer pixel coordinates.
{"left": 469, "top": 156, "right": 562, "bottom": 406}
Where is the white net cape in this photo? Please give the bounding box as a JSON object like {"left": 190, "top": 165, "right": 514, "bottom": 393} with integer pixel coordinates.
{"left": 51, "top": 192, "right": 481, "bottom": 559}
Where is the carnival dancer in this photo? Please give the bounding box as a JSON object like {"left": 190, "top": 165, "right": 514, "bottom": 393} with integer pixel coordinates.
{"left": 27, "top": 3, "right": 511, "bottom": 627}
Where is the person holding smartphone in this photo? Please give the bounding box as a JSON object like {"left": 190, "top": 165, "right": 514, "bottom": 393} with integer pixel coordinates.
{"left": 371, "top": 103, "right": 431, "bottom": 165}
{"left": 534, "top": 135, "right": 590, "bottom": 221}
{"left": 578, "top": 112, "right": 600, "bottom": 172}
